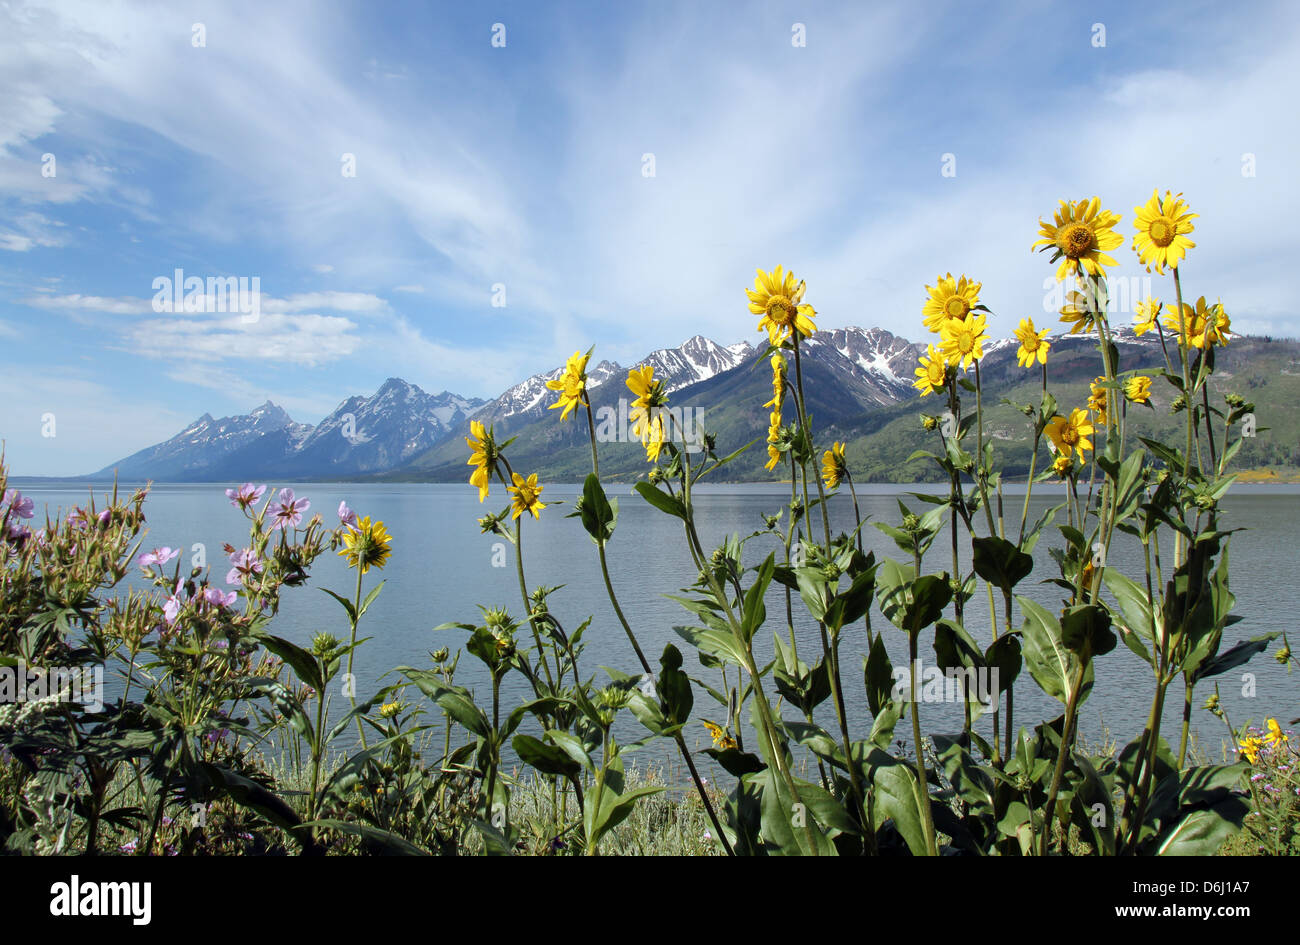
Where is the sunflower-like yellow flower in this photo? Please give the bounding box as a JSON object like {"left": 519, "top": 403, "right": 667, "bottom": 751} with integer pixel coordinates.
{"left": 1125, "top": 375, "right": 1152, "bottom": 404}
{"left": 1162, "top": 298, "right": 1204, "bottom": 347}
{"left": 821, "top": 442, "right": 847, "bottom": 489}
{"left": 939, "top": 312, "right": 987, "bottom": 370}
{"left": 764, "top": 353, "right": 787, "bottom": 411}
{"left": 1032, "top": 197, "right": 1124, "bottom": 281}
{"left": 764, "top": 411, "right": 783, "bottom": 471}
{"left": 507, "top": 472, "right": 547, "bottom": 520}
{"left": 627, "top": 365, "right": 669, "bottom": 462}
{"left": 1163, "top": 297, "right": 1230, "bottom": 349}
{"left": 1059, "top": 289, "right": 1100, "bottom": 335}
{"left": 922, "top": 273, "right": 982, "bottom": 333}
{"left": 466, "top": 420, "right": 500, "bottom": 502}
{"left": 1045, "top": 409, "right": 1095, "bottom": 463}
{"left": 746, "top": 266, "right": 817, "bottom": 343}
{"left": 913, "top": 344, "right": 948, "bottom": 397}
{"left": 1132, "top": 190, "right": 1197, "bottom": 274}
{"left": 1087, "top": 377, "right": 1109, "bottom": 427}
{"left": 1052, "top": 453, "right": 1073, "bottom": 478}
{"left": 1013, "top": 317, "right": 1051, "bottom": 368}
{"left": 546, "top": 350, "right": 589, "bottom": 421}
{"left": 1238, "top": 734, "right": 1263, "bottom": 765}
{"left": 1200, "top": 301, "right": 1232, "bottom": 348}
{"left": 338, "top": 516, "right": 393, "bottom": 574}
{"left": 1265, "top": 718, "right": 1289, "bottom": 749}
{"left": 1134, "top": 297, "right": 1161, "bottom": 336}
{"left": 702, "top": 719, "right": 737, "bottom": 751}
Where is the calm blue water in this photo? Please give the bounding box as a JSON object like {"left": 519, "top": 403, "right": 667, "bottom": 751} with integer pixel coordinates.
{"left": 10, "top": 478, "right": 1299, "bottom": 779}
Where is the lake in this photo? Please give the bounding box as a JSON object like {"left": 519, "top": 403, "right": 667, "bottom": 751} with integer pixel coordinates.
{"left": 9, "top": 478, "right": 1298, "bottom": 781}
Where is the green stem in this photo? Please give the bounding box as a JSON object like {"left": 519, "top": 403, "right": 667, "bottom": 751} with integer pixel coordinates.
{"left": 1038, "top": 654, "right": 1089, "bottom": 856}
{"left": 347, "top": 563, "right": 368, "bottom": 749}
{"left": 587, "top": 402, "right": 733, "bottom": 856}
{"left": 1176, "top": 677, "right": 1194, "bottom": 770}
{"left": 908, "top": 628, "right": 939, "bottom": 856}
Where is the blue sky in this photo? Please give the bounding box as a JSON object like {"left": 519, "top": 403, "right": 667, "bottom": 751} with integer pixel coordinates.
{"left": 2, "top": 0, "right": 1297, "bottom": 476}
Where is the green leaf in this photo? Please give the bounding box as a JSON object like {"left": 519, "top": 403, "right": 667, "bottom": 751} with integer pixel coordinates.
{"left": 984, "top": 634, "right": 1022, "bottom": 694}
{"left": 741, "top": 555, "right": 775, "bottom": 643}
{"left": 198, "top": 762, "right": 310, "bottom": 848}
{"left": 513, "top": 734, "right": 581, "bottom": 779}
{"left": 1154, "top": 798, "right": 1250, "bottom": 856}
{"left": 829, "top": 565, "right": 877, "bottom": 630}
{"left": 704, "top": 747, "right": 765, "bottom": 777}
{"left": 1060, "top": 604, "right": 1116, "bottom": 658}
{"left": 634, "top": 481, "right": 686, "bottom": 520}
{"left": 545, "top": 730, "right": 595, "bottom": 772}
{"left": 357, "top": 581, "right": 385, "bottom": 619}
{"left": 793, "top": 566, "right": 832, "bottom": 622}
{"left": 656, "top": 643, "right": 694, "bottom": 726}
{"left": 673, "top": 625, "right": 747, "bottom": 667}
{"left": 587, "top": 784, "right": 665, "bottom": 848}
{"left": 1103, "top": 568, "right": 1161, "bottom": 644}
{"left": 580, "top": 473, "right": 617, "bottom": 543}
{"left": 306, "top": 819, "right": 426, "bottom": 855}
{"left": 1193, "top": 633, "right": 1278, "bottom": 682}
{"left": 1017, "top": 596, "right": 1089, "bottom": 705}
{"left": 933, "top": 618, "right": 984, "bottom": 672}
{"left": 871, "top": 762, "right": 930, "bottom": 857}
{"left": 971, "top": 535, "right": 1033, "bottom": 592}
{"left": 320, "top": 588, "right": 358, "bottom": 624}
{"left": 257, "top": 634, "right": 324, "bottom": 693}
{"left": 401, "top": 672, "right": 491, "bottom": 738}
{"left": 876, "top": 559, "right": 951, "bottom": 637}
{"left": 864, "top": 634, "right": 895, "bottom": 717}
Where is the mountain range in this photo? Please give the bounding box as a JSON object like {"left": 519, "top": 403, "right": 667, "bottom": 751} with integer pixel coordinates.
{"left": 88, "top": 325, "right": 1300, "bottom": 483}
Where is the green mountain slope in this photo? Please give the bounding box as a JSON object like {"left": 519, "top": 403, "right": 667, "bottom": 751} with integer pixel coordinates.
{"left": 389, "top": 332, "right": 1300, "bottom": 484}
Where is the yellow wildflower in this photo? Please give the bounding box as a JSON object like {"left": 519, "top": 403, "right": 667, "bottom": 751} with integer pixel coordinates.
{"left": 507, "top": 472, "right": 547, "bottom": 520}
{"left": 338, "top": 517, "right": 393, "bottom": 574}
{"left": 913, "top": 344, "right": 948, "bottom": 397}
{"left": 1059, "top": 289, "right": 1099, "bottom": 336}
{"left": 465, "top": 420, "right": 499, "bottom": 502}
{"left": 922, "top": 273, "right": 982, "bottom": 334}
{"left": 1087, "top": 377, "right": 1109, "bottom": 427}
{"left": 940, "top": 312, "right": 987, "bottom": 370}
{"left": 821, "top": 442, "right": 847, "bottom": 489}
{"left": 1238, "top": 734, "right": 1264, "bottom": 765}
{"left": 764, "top": 353, "right": 787, "bottom": 411}
{"left": 764, "top": 411, "right": 783, "bottom": 471}
{"left": 702, "top": 720, "right": 737, "bottom": 751}
{"left": 627, "top": 365, "right": 668, "bottom": 462}
{"left": 546, "top": 350, "right": 589, "bottom": 421}
{"left": 1132, "top": 189, "right": 1196, "bottom": 274}
{"left": 1013, "top": 317, "right": 1051, "bottom": 368}
{"left": 1032, "top": 197, "right": 1124, "bottom": 282}
{"left": 1163, "top": 297, "right": 1229, "bottom": 349}
{"left": 1134, "top": 297, "right": 1161, "bottom": 336}
{"left": 1045, "top": 409, "right": 1095, "bottom": 463}
{"left": 746, "top": 266, "right": 817, "bottom": 344}
{"left": 1125, "top": 376, "right": 1152, "bottom": 404}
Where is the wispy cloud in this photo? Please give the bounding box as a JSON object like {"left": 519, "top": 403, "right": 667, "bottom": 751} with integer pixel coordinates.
{"left": 1, "top": 0, "right": 1296, "bottom": 476}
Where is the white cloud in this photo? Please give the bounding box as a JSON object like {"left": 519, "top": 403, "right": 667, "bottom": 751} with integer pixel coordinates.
{"left": 0, "top": 212, "right": 66, "bottom": 252}
{"left": 126, "top": 311, "right": 360, "bottom": 367}
{"left": 24, "top": 293, "right": 153, "bottom": 316}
